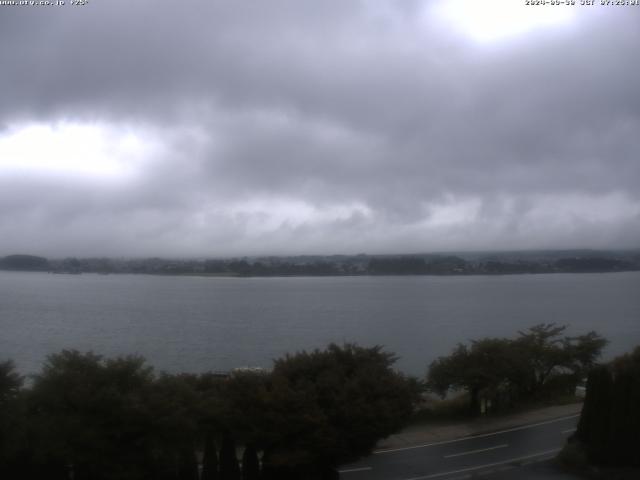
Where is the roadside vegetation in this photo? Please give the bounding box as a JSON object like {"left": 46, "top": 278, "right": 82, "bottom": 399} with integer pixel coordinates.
{"left": 0, "top": 344, "right": 419, "bottom": 480}
{"left": 557, "top": 346, "right": 640, "bottom": 479}
{"left": 425, "top": 323, "right": 606, "bottom": 416}
{"left": 0, "top": 324, "right": 618, "bottom": 479}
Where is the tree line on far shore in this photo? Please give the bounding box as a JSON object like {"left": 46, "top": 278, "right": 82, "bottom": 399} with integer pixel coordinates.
{"left": 2, "top": 251, "right": 639, "bottom": 276}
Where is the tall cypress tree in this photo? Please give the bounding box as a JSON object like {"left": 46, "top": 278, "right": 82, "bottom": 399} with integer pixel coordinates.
{"left": 219, "top": 434, "right": 241, "bottom": 480}
{"left": 241, "top": 444, "right": 260, "bottom": 480}
{"left": 629, "top": 369, "right": 640, "bottom": 467}
{"left": 575, "top": 350, "right": 640, "bottom": 467}
{"left": 178, "top": 446, "right": 199, "bottom": 480}
{"left": 202, "top": 434, "right": 219, "bottom": 480}
{"left": 609, "top": 369, "right": 634, "bottom": 465}
{"left": 586, "top": 366, "right": 613, "bottom": 464}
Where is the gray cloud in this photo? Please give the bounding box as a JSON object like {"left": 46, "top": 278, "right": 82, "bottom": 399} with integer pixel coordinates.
{"left": 0, "top": 1, "right": 639, "bottom": 256}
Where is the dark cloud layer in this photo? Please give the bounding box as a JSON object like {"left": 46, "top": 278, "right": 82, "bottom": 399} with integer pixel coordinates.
{"left": 0, "top": 1, "right": 639, "bottom": 256}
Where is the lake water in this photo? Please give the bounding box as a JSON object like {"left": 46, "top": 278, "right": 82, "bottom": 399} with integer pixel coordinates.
{"left": 1, "top": 271, "right": 639, "bottom": 376}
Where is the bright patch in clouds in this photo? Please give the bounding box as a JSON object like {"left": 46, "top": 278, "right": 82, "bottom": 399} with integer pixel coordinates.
{"left": 227, "top": 198, "right": 373, "bottom": 235}
{"left": 433, "top": 0, "right": 577, "bottom": 42}
{"left": 0, "top": 123, "right": 154, "bottom": 179}
{"left": 423, "top": 197, "right": 482, "bottom": 228}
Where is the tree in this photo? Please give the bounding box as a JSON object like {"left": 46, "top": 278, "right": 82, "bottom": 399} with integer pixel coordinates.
{"left": 0, "top": 360, "right": 26, "bottom": 478}
{"left": 259, "top": 343, "right": 419, "bottom": 476}
{"left": 218, "top": 370, "right": 271, "bottom": 447}
{"left": 178, "top": 445, "right": 199, "bottom": 480}
{"left": 514, "top": 324, "right": 605, "bottom": 397}
{"left": 514, "top": 323, "right": 569, "bottom": 394}
{"left": 0, "top": 344, "right": 418, "bottom": 479}
{"left": 0, "top": 360, "right": 22, "bottom": 402}
{"left": 241, "top": 444, "right": 260, "bottom": 480}
{"left": 427, "top": 325, "right": 607, "bottom": 414}
{"left": 145, "top": 373, "right": 207, "bottom": 480}
{"left": 575, "top": 346, "right": 640, "bottom": 466}
{"left": 201, "top": 433, "right": 219, "bottom": 480}
{"left": 563, "top": 330, "right": 608, "bottom": 381}
{"left": 28, "top": 350, "right": 157, "bottom": 479}
{"left": 219, "top": 434, "right": 241, "bottom": 480}
{"left": 575, "top": 365, "right": 613, "bottom": 464}
{"left": 609, "top": 347, "right": 640, "bottom": 466}
{"left": 427, "top": 339, "right": 520, "bottom": 414}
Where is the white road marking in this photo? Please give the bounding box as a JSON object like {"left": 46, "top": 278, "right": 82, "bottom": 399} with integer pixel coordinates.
{"left": 443, "top": 444, "right": 508, "bottom": 458}
{"left": 400, "top": 448, "right": 562, "bottom": 480}
{"left": 561, "top": 428, "right": 576, "bottom": 434}
{"left": 375, "top": 414, "right": 580, "bottom": 454}
{"left": 338, "top": 466, "right": 372, "bottom": 474}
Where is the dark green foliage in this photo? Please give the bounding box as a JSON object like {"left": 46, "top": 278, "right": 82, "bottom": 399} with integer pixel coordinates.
{"left": 202, "top": 434, "right": 219, "bottom": 480}
{"left": 241, "top": 444, "right": 260, "bottom": 480}
{"left": 0, "top": 360, "right": 26, "bottom": 478}
{"left": 27, "top": 350, "right": 158, "bottom": 479}
{"left": 219, "top": 434, "right": 241, "bottom": 480}
{"left": 575, "top": 346, "right": 640, "bottom": 467}
{"left": 0, "top": 343, "right": 417, "bottom": 478}
{"left": 514, "top": 325, "right": 605, "bottom": 396}
{"left": 0, "top": 360, "right": 23, "bottom": 402}
{"left": 576, "top": 365, "right": 613, "bottom": 464}
{"left": 428, "top": 338, "right": 520, "bottom": 413}
{"left": 25, "top": 350, "right": 212, "bottom": 479}
{"left": 178, "top": 446, "right": 199, "bottom": 480}
{"left": 22, "top": 352, "right": 225, "bottom": 478}
{"left": 608, "top": 368, "right": 636, "bottom": 465}
{"left": 217, "top": 344, "right": 418, "bottom": 474}
{"left": 219, "top": 371, "right": 270, "bottom": 446}
{"left": 260, "top": 343, "right": 419, "bottom": 471}
{"left": 146, "top": 373, "right": 201, "bottom": 450}
{"left": 427, "top": 324, "right": 606, "bottom": 414}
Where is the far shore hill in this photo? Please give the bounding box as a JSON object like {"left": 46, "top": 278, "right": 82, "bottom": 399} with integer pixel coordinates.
{"left": 1, "top": 249, "right": 639, "bottom": 277}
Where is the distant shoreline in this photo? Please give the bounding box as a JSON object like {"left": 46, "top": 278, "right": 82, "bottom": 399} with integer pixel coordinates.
{"left": 1, "top": 268, "right": 639, "bottom": 279}
{"left": 1, "top": 250, "right": 639, "bottom": 277}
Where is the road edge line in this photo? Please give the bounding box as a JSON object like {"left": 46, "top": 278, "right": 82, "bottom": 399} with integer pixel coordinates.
{"left": 443, "top": 443, "right": 508, "bottom": 458}
{"left": 400, "top": 448, "right": 562, "bottom": 480}
{"left": 375, "top": 414, "right": 580, "bottom": 454}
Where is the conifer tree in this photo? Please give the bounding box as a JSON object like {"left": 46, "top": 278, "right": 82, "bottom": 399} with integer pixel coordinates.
{"left": 609, "top": 369, "right": 634, "bottom": 465}
{"left": 241, "top": 444, "right": 260, "bottom": 480}
{"left": 178, "top": 446, "right": 199, "bottom": 480}
{"left": 575, "top": 348, "right": 640, "bottom": 466}
{"left": 576, "top": 365, "right": 613, "bottom": 463}
{"left": 202, "top": 434, "right": 219, "bottom": 480}
{"left": 219, "top": 434, "right": 241, "bottom": 480}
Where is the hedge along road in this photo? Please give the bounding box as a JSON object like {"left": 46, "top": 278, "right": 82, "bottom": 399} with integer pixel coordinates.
{"left": 338, "top": 413, "right": 580, "bottom": 480}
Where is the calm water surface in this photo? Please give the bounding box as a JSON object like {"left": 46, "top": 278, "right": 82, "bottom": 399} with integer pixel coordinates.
{"left": 1, "top": 271, "right": 639, "bottom": 376}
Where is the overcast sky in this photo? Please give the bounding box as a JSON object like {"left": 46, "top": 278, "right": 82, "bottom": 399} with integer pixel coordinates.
{"left": 0, "top": 0, "right": 639, "bottom": 257}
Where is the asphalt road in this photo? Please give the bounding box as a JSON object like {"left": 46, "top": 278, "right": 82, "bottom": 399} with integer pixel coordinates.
{"left": 338, "top": 414, "right": 580, "bottom": 480}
